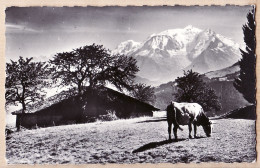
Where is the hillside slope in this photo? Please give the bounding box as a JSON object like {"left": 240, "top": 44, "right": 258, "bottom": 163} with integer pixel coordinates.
{"left": 153, "top": 68, "right": 249, "bottom": 117}
{"left": 6, "top": 117, "right": 256, "bottom": 164}
{"left": 206, "top": 80, "right": 249, "bottom": 116}
{"left": 217, "top": 105, "right": 256, "bottom": 120}
{"left": 205, "top": 62, "right": 239, "bottom": 79}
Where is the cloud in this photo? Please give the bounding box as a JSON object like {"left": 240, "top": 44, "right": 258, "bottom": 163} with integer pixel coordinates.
{"left": 62, "top": 26, "right": 139, "bottom": 34}
{"left": 6, "top": 23, "right": 39, "bottom": 33}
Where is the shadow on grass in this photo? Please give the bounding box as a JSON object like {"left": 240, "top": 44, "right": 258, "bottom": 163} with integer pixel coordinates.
{"left": 136, "top": 117, "right": 167, "bottom": 123}
{"left": 193, "top": 136, "right": 207, "bottom": 139}
{"left": 132, "top": 136, "right": 208, "bottom": 153}
{"left": 132, "top": 138, "right": 186, "bottom": 153}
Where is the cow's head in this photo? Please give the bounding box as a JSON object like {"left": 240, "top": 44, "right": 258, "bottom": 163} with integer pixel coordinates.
{"left": 202, "top": 121, "right": 212, "bottom": 137}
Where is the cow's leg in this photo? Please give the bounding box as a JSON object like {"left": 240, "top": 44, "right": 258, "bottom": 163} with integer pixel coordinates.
{"left": 168, "top": 121, "right": 172, "bottom": 140}
{"left": 173, "top": 125, "right": 178, "bottom": 141}
{"left": 193, "top": 123, "right": 197, "bottom": 138}
{"left": 188, "top": 122, "right": 192, "bottom": 139}
{"left": 188, "top": 117, "right": 194, "bottom": 139}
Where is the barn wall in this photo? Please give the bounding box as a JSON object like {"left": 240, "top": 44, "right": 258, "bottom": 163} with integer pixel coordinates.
{"left": 17, "top": 113, "right": 63, "bottom": 129}
{"left": 130, "top": 103, "right": 153, "bottom": 117}
{"left": 81, "top": 90, "right": 155, "bottom": 118}
{"left": 36, "top": 96, "right": 85, "bottom": 122}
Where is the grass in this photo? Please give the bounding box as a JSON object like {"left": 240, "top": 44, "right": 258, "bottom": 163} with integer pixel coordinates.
{"left": 6, "top": 117, "right": 256, "bottom": 164}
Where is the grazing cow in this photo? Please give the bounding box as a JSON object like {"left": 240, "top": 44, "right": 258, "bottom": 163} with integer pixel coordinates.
{"left": 166, "top": 101, "right": 212, "bottom": 141}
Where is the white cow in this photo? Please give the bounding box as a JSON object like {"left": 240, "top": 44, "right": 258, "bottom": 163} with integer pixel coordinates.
{"left": 166, "top": 101, "right": 212, "bottom": 141}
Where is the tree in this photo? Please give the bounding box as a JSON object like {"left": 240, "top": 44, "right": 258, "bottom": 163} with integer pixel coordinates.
{"left": 5, "top": 56, "right": 49, "bottom": 113}
{"left": 234, "top": 8, "right": 256, "bottom": 104}
{"left": 130, "top": 83, "right": 156, "bottom": 105}
{"left": 50, "top": 44, "right": 139, "bottom": 95}
{"left": 174, "top": 70, "right": 221, "bottom": 112}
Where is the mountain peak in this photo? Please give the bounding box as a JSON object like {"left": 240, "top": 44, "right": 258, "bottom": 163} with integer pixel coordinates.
{"left": 113, "top": 27, "right": 241, "bottom": 84}
{"left": 184, "top": 25, "right": 194, "bottom": 30}
{"left": 158, "top": 26, "right": 202, "bottom": 36}
{"left": 120, "top": 40, "right": 139, "bottom": 45}
{"left": 203, "top": 28, "right": 216, "bottom": 36}
{"left": 112, "top": 40, "right": 141, "bottom": 56}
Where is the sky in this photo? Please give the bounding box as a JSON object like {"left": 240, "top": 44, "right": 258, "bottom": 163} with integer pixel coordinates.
{"left": 5, "top": 5, "right": 253, "bottom": 62}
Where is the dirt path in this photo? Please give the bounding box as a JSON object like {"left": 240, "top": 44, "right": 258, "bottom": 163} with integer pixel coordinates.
{"left": 6, "top": 117, "right": 256, "bottom": 164}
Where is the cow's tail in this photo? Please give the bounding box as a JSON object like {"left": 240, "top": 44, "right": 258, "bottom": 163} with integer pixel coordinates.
{"left": 173, "top": 104, "right": 183, "bottom": 131}
{"left": 167, "top": 102, "right": 183, "bottom": 131}
{"left": 177, "top": 125, "right": 183, "bottom": 131}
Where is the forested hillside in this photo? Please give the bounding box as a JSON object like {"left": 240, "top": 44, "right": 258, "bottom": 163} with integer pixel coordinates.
{"left": 154, "top": 77, "right": 249, "bottom": 117}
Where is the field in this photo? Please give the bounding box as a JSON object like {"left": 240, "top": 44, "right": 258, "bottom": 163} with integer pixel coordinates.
{"left": 6, "top": 117, "right": 256, "bottom": 164}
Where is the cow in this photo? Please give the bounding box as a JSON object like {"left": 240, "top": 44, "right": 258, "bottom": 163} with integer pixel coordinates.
{"left": 166, "top": 101, "right": 212, "bottom": 141}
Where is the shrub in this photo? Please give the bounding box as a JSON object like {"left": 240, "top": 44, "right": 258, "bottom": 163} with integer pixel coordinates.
{"left": 98, "top": 110, "right": 118, "bottom": 121}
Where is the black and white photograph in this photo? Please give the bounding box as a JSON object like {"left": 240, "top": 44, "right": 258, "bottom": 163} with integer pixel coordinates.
{"left": 5, "top": 5, "right": 256, "bottom": 164}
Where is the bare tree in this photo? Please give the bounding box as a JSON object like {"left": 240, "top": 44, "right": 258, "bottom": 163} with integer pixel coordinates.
{"left": 5, "top": 56, "right": 49, "bottom": 113}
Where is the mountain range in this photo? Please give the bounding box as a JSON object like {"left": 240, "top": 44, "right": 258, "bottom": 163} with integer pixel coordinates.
{"left": 113, "top": 25, "right": 241, "bottom": 85}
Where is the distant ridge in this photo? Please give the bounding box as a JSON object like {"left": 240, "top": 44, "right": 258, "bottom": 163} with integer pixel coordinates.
{"left": 204, "top": 61, "right": 240, "bottom": 80}
{"left": 213, "top": 105, "right": 256, "bottom": 120}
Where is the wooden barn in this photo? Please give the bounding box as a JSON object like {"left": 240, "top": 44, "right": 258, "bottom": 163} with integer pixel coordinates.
{"left": 12, "top": 87, "right": 159, "bottom": 129}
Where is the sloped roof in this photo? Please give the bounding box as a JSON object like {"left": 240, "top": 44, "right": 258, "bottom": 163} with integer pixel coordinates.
{"left": 12, "top": 87, "right": 159, "bottom": 115}
{"left": 102, "top": 87, "right": 159, "bottom": 111}
{"left": 12, "top": 89, "right": 76, "bottom": 115}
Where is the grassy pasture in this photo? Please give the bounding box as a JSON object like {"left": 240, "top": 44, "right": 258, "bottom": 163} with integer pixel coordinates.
{"left": 6, "top": 117, "right": 256, "bottom": 164}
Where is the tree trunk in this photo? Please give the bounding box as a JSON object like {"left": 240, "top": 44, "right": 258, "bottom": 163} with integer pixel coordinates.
{"left": 21, "top": 100, "right": 26, "bottom": 113}
{"left": 78, "top": 82, "right": 82, "bottom": 95}
{"left": 21, "top": 85, "right": 26, "bottom": 113}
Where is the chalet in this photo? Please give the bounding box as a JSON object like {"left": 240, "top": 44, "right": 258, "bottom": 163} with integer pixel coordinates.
{"left": 12, "top": 87, "right": 159, "bottom": 129}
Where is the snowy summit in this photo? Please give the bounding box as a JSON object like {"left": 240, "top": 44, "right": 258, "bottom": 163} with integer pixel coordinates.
{"left": 113, "top": 25, "right": 241, "bottom": 83}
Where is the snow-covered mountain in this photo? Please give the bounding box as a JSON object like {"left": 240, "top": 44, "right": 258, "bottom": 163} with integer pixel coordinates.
{"left": 113, "top": 25, "right": 241, "bottom": 85}
{"left": 112, "top": 40, "right": 141, "bottom": 56}
{"left": 184, "top": 29, "right": 241, "bottom": 73}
